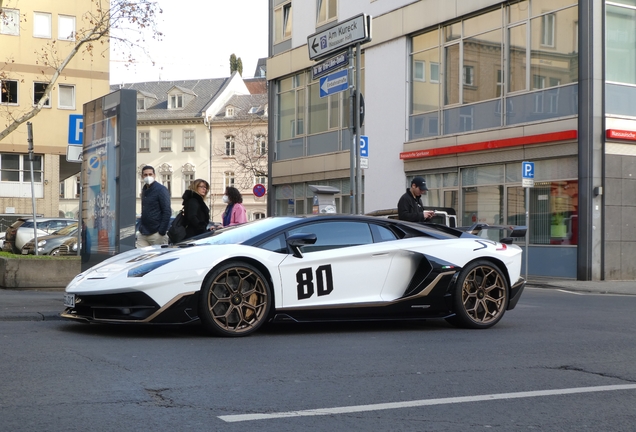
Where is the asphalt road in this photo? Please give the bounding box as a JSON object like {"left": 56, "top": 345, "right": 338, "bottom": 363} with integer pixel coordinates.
{"left": 1, "top": 288, "right": 635, "bottom": 431}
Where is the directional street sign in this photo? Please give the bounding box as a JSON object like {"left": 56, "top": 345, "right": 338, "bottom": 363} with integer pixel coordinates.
{"left": 320, "top": 69, "right": 348, "bottom": 98}
{"left": 312, "top": 52, "right": 349, "bottom": 80}
{"left": 522, "top": 161, "right": 534, "bottom": 188}
{"left": 307, "top": 14, "right": 371, "bottom": 61}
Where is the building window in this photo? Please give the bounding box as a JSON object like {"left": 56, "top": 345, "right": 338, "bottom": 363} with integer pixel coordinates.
{"left": 169, "top": 94, "right": 183, "bottom": 109}
{"left": 138, "top": 131, "right": 150, "bottom": 152}
{"left": 255, "top": 134, "right": 267, "bottom": 155}
{"left": 161, "top": 174, "right": 172, "bottom": 196}
{"left": 183, "top": 130, "right": 195, "bottom": 151}
{"left": 58, "top": 15, "right": 75, "bottom": 40}
{"left": 160, "top": 130, "right": 172, "bottom": 151}
{"left": 58, "top": 84, "right": 75, "bottom": 109}
{"left": 0, "top": 153, "right": 43, "bottom": 182}
{"left": 430, "top": 63, "right": 440, "bottom": 83}
{"left": 75, "top": 175, "right": 81, "bottom": 197}
{"left": 224, "top": 171, "right": 235, "bottom": 189}
{"left": 226, "top": 107, "right": 235, "bottom": 117}
{"left": 225, "top": 135, "right": 235, "bottom": 156}
{"left": 59, "top": 181, "right": 65, "bottom": 198}
{"left": 137, "top": 98, "right": 146, "bottom": 111}
{"left": 0, "top": 8, "right": 19, "bottom": 35}
{"left": 33, "top": 82, "right": 51, "bottom": 107}
{"left": 414, "top": 60, "right": 426, "bottom": 82}
{"left": 274, "top": 2, "right": 292, "bottom": 44}
{"left": 33, "top": 12, "right": 51, "bottom": 38}
{"left": 253, "top": 212, "right": 266, "bottom": 220}
{"left": 255, "top": 174, "right": 267, "bottom": 186}
{"left": 1, "top": 80, "right": 18, "bottom": 104}
{"left": 317, "top": 0, "right": 337, "bottom": 24}
{"left": 541, "top": 13, "right": 555, "bottom": 47}
{"left": 463, "top": 66, "right": 475, "bottom": 86}
{"left": 183, "top": 173, "right": 194, "bottom": 192}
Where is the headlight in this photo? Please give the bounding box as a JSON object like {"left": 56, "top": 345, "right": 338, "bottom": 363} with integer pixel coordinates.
{"left": 127, "top": 258, "right": 177, "bottom": 278}
{"left": 37, "top": 240, "right": 47, "bottom": 247}
{"left": 71, "top": 242, "right": 78, "bottom": 251}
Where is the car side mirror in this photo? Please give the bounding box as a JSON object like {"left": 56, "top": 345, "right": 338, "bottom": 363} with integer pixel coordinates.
{"left": 286, "top": 233, "right": 317, "bottom": 259}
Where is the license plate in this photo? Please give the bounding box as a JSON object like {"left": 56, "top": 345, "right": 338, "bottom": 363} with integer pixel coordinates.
{"left": 21, "top": 249, "right": 28, "bottom": 255}
{"left": 64, "top": 293, "right": 75, "bottom": 308}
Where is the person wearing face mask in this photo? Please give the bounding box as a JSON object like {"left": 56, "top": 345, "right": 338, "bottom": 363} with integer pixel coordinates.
{"left": 221, "top": 186, "right": 248, "bottom": 227}
{"left": 181, "top": 179, "right": 211, "bottom": 239}
{"left": 138, "top": 165, "right": 172, "bottom": 247}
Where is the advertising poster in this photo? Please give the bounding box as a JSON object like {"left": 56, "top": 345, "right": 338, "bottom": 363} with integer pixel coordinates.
{"left": 81, "top": 89, "right": 137, "bottom": 271}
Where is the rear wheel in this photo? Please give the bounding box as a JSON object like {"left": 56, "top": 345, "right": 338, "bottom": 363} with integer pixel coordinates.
{"left": 446, "top": 260, "right": 508, "bottom": 329}
{"left": 199, "top": 262, "right": 271, "bottom": 337}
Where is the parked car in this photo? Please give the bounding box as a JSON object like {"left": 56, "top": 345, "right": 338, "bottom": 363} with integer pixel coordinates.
{"left": 3, "top": 218, "right": 77, "bottom": 254}
{"left": 58, "top": 235, "right": 80, "bottom": 256}
{"left": 62, "top": 214, "right": 526, "bottom": 336}
{"left": 21, "top": 223, "right": 79, "bottom": 255}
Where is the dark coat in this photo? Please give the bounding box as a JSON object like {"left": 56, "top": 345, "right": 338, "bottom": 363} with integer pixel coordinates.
{"left": 182, "top": 190, "right": 210, "bottom": 239}
{"left": 397, "top": 188, "right": 426, "bottom": 222}
{"left": 140, "top": 182, "right": 172, "bottom": 236}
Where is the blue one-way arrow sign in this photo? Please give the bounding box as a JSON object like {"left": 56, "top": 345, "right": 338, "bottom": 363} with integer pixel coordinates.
{"left": 320, "top": 69, "right": 348, "bottom": 98}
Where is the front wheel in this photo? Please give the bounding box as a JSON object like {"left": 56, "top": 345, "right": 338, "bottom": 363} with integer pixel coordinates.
{"left": 446, "top": 260, "right": 509, "bottom": 329}
{"left": 199, "top": 262, "right": 271, "bottom": 337}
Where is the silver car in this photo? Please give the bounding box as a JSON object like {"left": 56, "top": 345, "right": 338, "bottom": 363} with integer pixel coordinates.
{"left": 21, "top": 222, "right": 79, "bottom": 256}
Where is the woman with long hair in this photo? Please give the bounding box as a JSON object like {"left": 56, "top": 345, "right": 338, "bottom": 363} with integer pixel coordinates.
{"left": 182, "top": 179, "right": 211, "bottom": 238}
{"left": 222, "top": 186, "right": 247, "bottom": 227}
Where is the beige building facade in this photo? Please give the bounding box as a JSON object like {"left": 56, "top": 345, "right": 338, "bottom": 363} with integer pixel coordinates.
{"left": 0, "top": 0, "right": 110, "bottom": 223}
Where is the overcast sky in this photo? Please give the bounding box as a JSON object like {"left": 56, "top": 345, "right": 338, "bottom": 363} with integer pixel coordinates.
{"left": 109, "top": 0, "right": 269, "bottom": 84}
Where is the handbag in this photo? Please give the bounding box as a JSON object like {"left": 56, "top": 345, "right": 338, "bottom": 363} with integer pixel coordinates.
{"left": 167, "top": 208, "right": 187, "bottom": 243}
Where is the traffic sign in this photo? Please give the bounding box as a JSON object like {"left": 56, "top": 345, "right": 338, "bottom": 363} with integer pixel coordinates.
{"left": 66, "top": 144, "right": 82, "bottom": 163}
{"left": 360, "top": 135, "right": 368, "bottom": 157}
{"left": 360, "top": 157, "right": 368, "bottom": 169}
{"left": 68, "top": 114, "right": 83, "bottom": 145}
{"left": 312, "top": 52, "right": 349, "bottom": 80}
{"left": 253, "top": 184, "right": 266, "bottom": 197}
{"left": 307, "top": 14, "right": 371, "bottom": 61}
{"left": 522, "top": 161, "right": 534, "bottom": 188}
{"left": 320, "top": 69, "right": 348, "bottom": 98}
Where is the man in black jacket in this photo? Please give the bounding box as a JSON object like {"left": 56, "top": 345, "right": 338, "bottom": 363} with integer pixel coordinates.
{"left": 397, "top": 176, "right": 434, "bottom": 222}
{"left": 137, "top": 165, "right": 172, "bottom": 247}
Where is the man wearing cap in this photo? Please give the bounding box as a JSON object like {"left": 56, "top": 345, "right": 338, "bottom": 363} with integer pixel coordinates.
{"left": 397, "top": 176, "right": 435, "bottom": 222}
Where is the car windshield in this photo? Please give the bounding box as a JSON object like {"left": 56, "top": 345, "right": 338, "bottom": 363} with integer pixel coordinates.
{"left": 53, "top": 223, "right": 78, "bottom": 236}
{"left": 191, "top": 217, "right": 297, "bottom": 246}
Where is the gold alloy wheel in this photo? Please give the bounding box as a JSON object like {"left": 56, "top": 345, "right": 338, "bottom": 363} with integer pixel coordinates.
{"left": 460, "top": 264, "right": 507, "bottom": 325}
{"left": 205, "top": 265, "right": 269, "bottom": 335}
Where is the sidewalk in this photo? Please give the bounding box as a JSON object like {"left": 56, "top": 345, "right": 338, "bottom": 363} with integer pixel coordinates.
{"left": 0, "top": 279, "right": 634, "bottom": 322}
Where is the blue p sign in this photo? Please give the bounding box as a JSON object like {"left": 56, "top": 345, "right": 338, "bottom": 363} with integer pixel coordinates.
{"left": 68, "top": 114, "right": 83, "bottom": 145}
{"left": 522, "top": 161, "right": 534, "bottom": 179}
{"left": 360, "top": 135, "right": 369, "bottom": 157}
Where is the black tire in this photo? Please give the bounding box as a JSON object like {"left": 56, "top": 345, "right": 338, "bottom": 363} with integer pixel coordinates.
{"left": 446, "top": 260, "right": 509, "bottom": 329}
{"left": 199, "top": 261, "right": 271, "bottom": 337}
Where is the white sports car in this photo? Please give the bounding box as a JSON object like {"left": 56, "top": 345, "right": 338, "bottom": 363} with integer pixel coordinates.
{"left": 62, "top": 215, "right": 526, "bottom": 336}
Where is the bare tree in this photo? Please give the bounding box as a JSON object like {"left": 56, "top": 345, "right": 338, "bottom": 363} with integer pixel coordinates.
{"left": 0, "top": 0, "right": 162, "bottom": 141}
{"left": 215, "top": 115, "right": 268, "bottom": 190}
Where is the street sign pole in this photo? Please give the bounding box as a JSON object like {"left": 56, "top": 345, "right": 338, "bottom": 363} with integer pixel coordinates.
{"left": 522, "top": 161, "right": 534, "bottom": 282}
{"left": 348, "top": 46, "right": 355, "bottom": 215}
{"left": 27, "top": 122, "right": 39, "bottom": 255}
{"left": 355, "top": 42, "right": 362, "bottom": 215}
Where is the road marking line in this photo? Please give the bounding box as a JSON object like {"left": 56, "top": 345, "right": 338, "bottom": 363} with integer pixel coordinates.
{"left": 218, "top": 384, "right": 636, "bottom": 423}
{"left": 556, "top": 289, "right": 585, "bottom": 295}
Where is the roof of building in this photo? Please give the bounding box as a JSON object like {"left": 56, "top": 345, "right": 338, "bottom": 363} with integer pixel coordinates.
{"left": 244, "top": 77, "right": 267, "bottom": 95}
{"left": 111, "top": 77, "right": 231, "bottom": 121}
{"left": 213, "top": 93, "right": 268, "bottom": 121}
